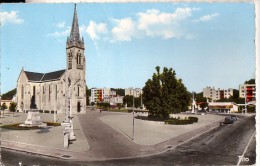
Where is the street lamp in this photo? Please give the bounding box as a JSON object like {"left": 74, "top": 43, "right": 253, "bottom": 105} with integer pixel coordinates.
{"left": 192, "top": 92, "right": 196, "bottom": 114}
{"left": 132, "top": 95, "right": 135, "bottom": 140}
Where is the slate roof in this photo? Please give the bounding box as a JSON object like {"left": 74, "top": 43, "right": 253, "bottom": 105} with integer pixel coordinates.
{"left": 24, "top": 69, "right": 65, "bottom": 82}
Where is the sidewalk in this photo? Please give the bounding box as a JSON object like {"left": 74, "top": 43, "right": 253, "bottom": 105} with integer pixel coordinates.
{"left": 1, "top": 111, "right": 229, "bottom": 161}
{"left": 1, "top": 112, "right": 89, "bottom": 160}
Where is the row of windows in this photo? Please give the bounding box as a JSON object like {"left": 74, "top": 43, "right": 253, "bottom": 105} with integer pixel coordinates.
{"left": 21, "top": 85, "right": 81, "bottom": 100}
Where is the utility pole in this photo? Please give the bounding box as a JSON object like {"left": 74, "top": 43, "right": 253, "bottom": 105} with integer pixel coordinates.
{"left": 192, "top": 92, "right": 196, "bottom": 114}
{"left": 141, "top": 91, "right": 143, "bottom": 109}
{"left": 132, "top": 95, "right": 135, "bottom": 140}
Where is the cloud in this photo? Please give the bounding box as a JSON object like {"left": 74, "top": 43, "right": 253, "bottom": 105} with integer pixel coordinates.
{"left": 86, "top": 21, "right": 107, "bottom": 40}
{"left": 111, "top": 18, "right": 136, "bottom": 42}
{"left": 0, "top": 11, "right": 24, "bottom": 25}
{"left": 110, "top": 7, "right": 196, "bottom": 42}
{"left": 193, "top": 13, "right": 219, "bottom": 23}
{"left": 56, "top": 21, "right": 66, "bottom": 28}
{"left": 47, "top": 26, "right": 70, "bottom": 37}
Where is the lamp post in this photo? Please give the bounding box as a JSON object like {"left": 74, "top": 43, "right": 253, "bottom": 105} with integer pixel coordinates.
{"left": 192, "top": 92, "right": 196, "bottom": 114}
{"left": 132, "top": 95, "right": 135, "bottom": 140}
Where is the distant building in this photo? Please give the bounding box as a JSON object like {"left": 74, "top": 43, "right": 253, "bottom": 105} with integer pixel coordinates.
{"left": 208, "top": 102, "right": 238, "bottom": 113}
{"left": 239, "top": 84, "right": 256, "bottom": 102}
{"left": 90, "top": 88, "right": 110, "bottom": 103}
{"left": 203, "top": 87, "right": 233, "bottom": 100}
{"left": 90, "top": 88, "right": 124, "bottom": 105}
{"left": 125, "top": 88, "right": 142, "bottom": 97}
{"left": 109, "top": 96, "right": 124, "bottom": 105}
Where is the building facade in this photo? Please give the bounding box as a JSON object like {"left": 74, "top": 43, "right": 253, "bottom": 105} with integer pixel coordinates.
{"left": 203, "top": 87, "right": 233, "bottom": 100}
{"left": 16, "top": 6, "right": 86, "bottom": 114}
{"left": 239, "top": 84, "right": 256, "bottom": 102}
{"left": 125, "top": 88, "right": 142, "bottom": 97}
{"left": 90, "top": 88, "right": 110, "bottom": 103}
{"left": 90, "top": 88, "right": 124, "bottom": 105}
{"left": 208, "top": 102, "right": 238, "bottom": 113}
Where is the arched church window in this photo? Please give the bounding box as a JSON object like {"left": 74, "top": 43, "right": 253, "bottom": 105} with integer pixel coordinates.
{"left": 77, "top": 51, "right": 82, "bottom": 64}
{"left": 68, "top": 51, "right": 72, "bottom": 69}
{"left": 49, "top": 85, "right": 52, "bottom": 101}
{"left": 21, "top": 85, "right": 24, "bottom": 99}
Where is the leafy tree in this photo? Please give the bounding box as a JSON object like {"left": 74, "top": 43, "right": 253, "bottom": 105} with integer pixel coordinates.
{"left": 1, "top": 88, "right": 16, "bottom": 100}
{"left": 143, "top": 66, "right": 190, "bottom": 120}
{"left": 91, "top": 102, "right": 95, "bottom": 106}
{"left": 9, "top": 102, "right": 17, "bottom": 112}
{"left": 86, "top": 86, "right": 91, "bottom": 105}
{"left": 1, "top": 102, "right": 7, "bottom": 110}
{"left": 97, "top": 102, "right": 110, "bottom": 109}
{"left": 111, "top": 88, "right": 125, "bottom": 96}
{"left": 123, "top": 95, "right": 141, "bottom": 108}
{"left": 244, "top": 79, "right": 255, "bottom": 84}
{"left": 30, "top": 95, "right": 37, "bottom": 109}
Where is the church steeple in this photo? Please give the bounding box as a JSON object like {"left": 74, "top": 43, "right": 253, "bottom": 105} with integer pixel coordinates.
{"left": 67, "top": 4, "right": 84, "bottom": 49}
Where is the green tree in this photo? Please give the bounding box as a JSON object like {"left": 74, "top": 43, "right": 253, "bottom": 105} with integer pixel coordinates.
{"left": 244, "top": 79, "right": 255, "bottom": 84}
{"left": 111, "top": 88, "right": 125, "bottom": 96}
{"left": 97, "top": 102, "right": 110, "bottom": 109}
{"left": 123, "top": 95, "right": 142, "bottom": 108}
{"left": 86, "top": 86, "right": 91, "bottom": 105}
{"left": 1, "top": 102, "right": 7, "bottom": 110}
{"left": 91, "top": 102, "right": 95, "bottom": 106}
{"left": 9, "top": 102, "right": 17, "bottom": 117}
{"left": 143, "top": 66, "right": 190, "bottom": 120}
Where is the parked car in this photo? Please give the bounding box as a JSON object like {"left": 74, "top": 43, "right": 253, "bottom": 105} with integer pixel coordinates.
{"left": 224, "top": 116, "right": 236, "bottom": 124}
{"left": 230, "top": 115, "right": 238, "bottom": 121}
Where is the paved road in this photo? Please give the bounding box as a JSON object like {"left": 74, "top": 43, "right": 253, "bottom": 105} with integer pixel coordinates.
{"left": 1, "top": 114, "right": 255, "bottom": 165}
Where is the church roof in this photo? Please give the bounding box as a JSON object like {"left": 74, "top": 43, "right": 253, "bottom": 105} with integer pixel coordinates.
{"left": 24, "top": 69, "right": 65, "bottom": 82}
{"left": 24, "top": 71, "right": 44, "bottom": 82}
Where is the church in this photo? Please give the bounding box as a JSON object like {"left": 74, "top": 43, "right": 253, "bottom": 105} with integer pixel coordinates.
{"left": 16, "top": 5, "right": 86, "bottom": 114}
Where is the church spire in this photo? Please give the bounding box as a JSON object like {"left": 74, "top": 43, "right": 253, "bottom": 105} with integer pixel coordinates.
{"left": 67, "top": 4, "right": 84, "bottom": 49}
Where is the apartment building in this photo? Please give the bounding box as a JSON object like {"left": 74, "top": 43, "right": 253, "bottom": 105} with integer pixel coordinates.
{"left": 239, "top": 84, "right": 256, "bottom": 102}
{"left": 90, "top": 88, "right": 110, "bottom": 103}
{"left": 125, "top": 88, "right": 142, "bottom": 97}
{"left": 203, "top": 87, "right": 233, "bottom": 100}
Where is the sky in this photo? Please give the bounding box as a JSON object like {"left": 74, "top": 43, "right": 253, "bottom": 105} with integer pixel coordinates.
{"left": 0, "top": 2, "right": 256, "bottom": 94}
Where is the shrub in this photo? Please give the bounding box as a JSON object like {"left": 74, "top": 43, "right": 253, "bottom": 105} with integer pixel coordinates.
{"left": 165, "top": 119, "right": 193, "bottom": 125}
{"left": 188, "top": 117, "right": 198, "bottom": 123}
{"left": 164, "top": 116, "right": 198, "bottom": 125}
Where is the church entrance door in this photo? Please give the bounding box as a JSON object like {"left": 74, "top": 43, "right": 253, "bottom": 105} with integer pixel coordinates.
{"left": 77, "top": 102, "right": 81, "bottom": 113}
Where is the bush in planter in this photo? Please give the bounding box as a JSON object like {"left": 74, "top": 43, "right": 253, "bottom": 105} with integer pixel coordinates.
{"left": 188, "top": 117, "right": 198, "bottom": 123}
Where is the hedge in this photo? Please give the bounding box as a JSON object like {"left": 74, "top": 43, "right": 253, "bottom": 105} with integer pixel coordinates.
{"left": 188, "top": 117, "right": 198, "bottom": 123}
{"left": 164, "top": 116, "right": 199, "bottom": 125}
{"left": 165, "top": 119, "right": 193, "bottom": 125}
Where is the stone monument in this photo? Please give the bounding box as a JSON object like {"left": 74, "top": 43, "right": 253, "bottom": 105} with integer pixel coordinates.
{"left": 19, "top": 110, "right": 46, "bottom": 127}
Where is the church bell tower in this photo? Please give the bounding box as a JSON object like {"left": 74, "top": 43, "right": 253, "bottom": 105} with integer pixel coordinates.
{"left": 66, "top": 4, "right": 86, "bottom": 113}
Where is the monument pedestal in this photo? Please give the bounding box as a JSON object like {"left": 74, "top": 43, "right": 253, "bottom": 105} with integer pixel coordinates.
{"left": 20, "top": 110, "right": 46, "bottom": 127}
